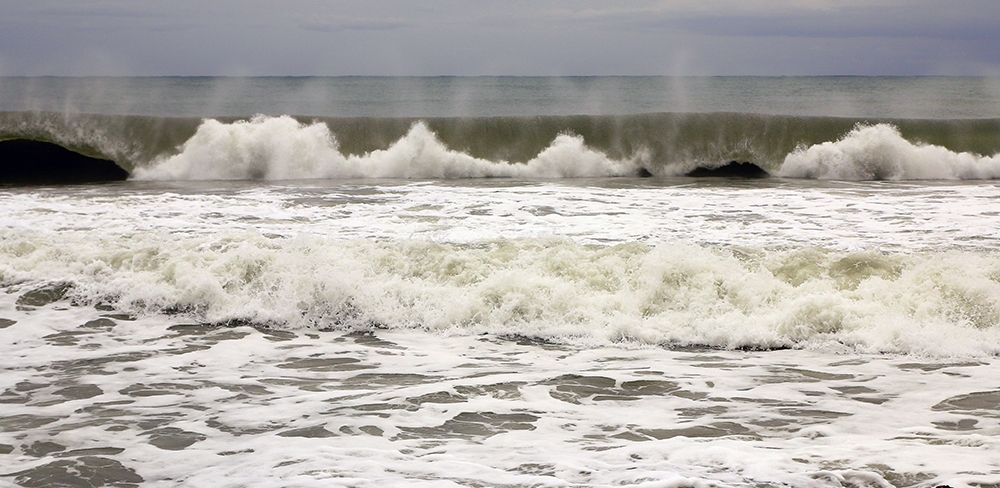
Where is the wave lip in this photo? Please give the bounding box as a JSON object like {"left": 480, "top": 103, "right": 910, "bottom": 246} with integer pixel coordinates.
{"left": 132, "top": 115, "right": 647, "bottom": 180}
{"left": 778, "top": 124, "right": 1000, "bottom": 180}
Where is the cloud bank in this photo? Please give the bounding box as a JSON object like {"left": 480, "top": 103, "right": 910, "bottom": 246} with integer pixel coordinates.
{"left": 1, "top": 0, "right": 997, "bottom": 75}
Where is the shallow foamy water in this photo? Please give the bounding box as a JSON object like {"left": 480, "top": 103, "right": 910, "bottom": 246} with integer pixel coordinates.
{"left": 3, "top": 178, "right": 1000, "bottom": 249}
{"left": 2, "top": 178, "right": 1000, "bottom": 487}
{"left": 1, "top": 291, "right": 998, "bottom": 487}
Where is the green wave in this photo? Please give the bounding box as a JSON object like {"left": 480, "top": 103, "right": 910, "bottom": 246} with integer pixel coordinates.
{"left": 2, "top": 111, "right": 997, "bottom": 175}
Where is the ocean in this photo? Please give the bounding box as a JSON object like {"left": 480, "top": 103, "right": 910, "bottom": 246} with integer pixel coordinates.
{"left": 1, "top": 76, "right": 999, "bottom": 487}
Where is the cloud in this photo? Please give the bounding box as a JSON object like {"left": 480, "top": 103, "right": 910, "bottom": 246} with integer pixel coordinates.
{"left": 636, "top": 8, "right": 1000, "bottom": 41}
{"left": 299, "top": 17, "right": 409, "bottom": 33}
{"left": 38, "top": 5, "right": 157, "bottom": 18}
{"left": 29, "top": 1, "right": 175, "bottom": 19}
{"left": 525, "top": 0, "right": 1000, "bottom": 41}
{"left": 0, "top": 0, "right": 997, "bottom": 75}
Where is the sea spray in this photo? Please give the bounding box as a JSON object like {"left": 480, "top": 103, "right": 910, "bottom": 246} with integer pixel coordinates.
{"left": 779, "top": 124, "right": 1000, "bottom": 180}
{"left": 131, "top": 116, "right": 647, "bottom": 180}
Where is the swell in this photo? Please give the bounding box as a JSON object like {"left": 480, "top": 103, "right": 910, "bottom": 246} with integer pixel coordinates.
{"left": 2, "top": 232, "right": 999, "bottom": 356}
{"left": 1, "top": 110, "right": 998, "bottom": 179}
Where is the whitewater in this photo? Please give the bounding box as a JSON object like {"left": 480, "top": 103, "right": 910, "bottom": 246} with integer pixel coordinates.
{"left": 2, "top": 77, "right": 999, "bottom": 488}
{"left": 3, "top": 175, "right": 1000, "bottom": 486}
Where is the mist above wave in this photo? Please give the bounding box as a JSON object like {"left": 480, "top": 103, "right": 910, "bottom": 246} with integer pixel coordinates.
{"left": 132, "top": 115, "right": 646, "bottom": 180}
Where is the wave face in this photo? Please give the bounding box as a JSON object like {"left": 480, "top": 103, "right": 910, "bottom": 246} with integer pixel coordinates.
{"left": 780, "top": 124, "right": 1000, "bottom": 180}
{"left": 3, "top": 111, "right": 999, "bottom": 179}
{"left": 2, "top": 232, "right": 999, "bottom": 356}
{"left": 132, "top": 116, "right": 643, "bottom": 180}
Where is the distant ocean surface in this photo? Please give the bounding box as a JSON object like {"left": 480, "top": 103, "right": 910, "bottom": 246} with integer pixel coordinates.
{"left": 3, "top": 76, "right": 1000, "bottom": 118}
{"left": 1, "top": 77, "right": 999, "bottom": 487}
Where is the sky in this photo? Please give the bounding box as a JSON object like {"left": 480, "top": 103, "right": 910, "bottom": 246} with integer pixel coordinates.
{"left": 1, "top": 0, "right": 999, "bottom": 76}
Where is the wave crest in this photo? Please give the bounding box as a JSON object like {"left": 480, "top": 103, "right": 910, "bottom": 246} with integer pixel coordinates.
{"left": 778, "top": 124, "right": 1000, "bottom": 180}
{"left": 132, "top": 115, "right": 646, "bottom": 180}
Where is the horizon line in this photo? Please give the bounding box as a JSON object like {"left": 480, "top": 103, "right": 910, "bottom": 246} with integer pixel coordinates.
{"left": 1, "top": 74, "right": 996, "bottom": 79}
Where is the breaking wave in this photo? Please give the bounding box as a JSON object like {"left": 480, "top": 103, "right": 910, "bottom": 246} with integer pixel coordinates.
{"left": 2, "top": 232, "right": 999, "bottom": 357}
{"left": 779, "top": 124, "right": 1000, "bottom": 180}
{"left": 2, "top": 111, "right": 999, "bottom": 180}
{"left": 132, "top": 116, "right": 645, "bottom": 180}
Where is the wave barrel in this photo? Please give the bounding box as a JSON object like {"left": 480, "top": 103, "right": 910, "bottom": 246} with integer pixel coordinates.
{"left": 0, "top": 139, "right": 128, "bottom": 185}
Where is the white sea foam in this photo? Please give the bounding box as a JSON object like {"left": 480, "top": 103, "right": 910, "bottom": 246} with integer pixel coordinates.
{"left": 2, "top": 232, "right": 999, "bottom": 356}
{"left": 2, "top": 298, "right": 997, "bottom": 487}
{"left": 7, "top": 178, "right": 1000, "bottom": 251}
{"left": 132, "top": 115, "right": 645, "bottom": 180}
{"left": 779, "top": 124, "right": 1000, "bottom": 180}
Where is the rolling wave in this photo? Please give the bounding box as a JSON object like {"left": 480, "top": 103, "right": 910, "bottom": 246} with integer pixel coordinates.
{"left": 780, "top": 124, "right": 1000, "bottom": 180}
{"left": 132, "top": 116, "right": 645, "bottom": 180}
{"left": 1, "top": 110, "right": 998, "bottom": 180}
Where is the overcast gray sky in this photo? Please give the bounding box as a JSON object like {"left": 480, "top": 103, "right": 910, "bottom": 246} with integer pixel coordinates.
{"left": 2, "top": 0, "right": 999, "bottom": 76}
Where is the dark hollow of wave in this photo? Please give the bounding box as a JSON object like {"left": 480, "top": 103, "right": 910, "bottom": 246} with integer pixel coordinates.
{"left": 0, "top": 139, "right": 128, "bottom": 185}
{"left": 685, "top": 161, "right": 770, "bottom": 178}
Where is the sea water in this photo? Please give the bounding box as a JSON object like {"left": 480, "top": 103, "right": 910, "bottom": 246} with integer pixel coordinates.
{"left": 1, "top": 77, "right": 999, "bottom": 487}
